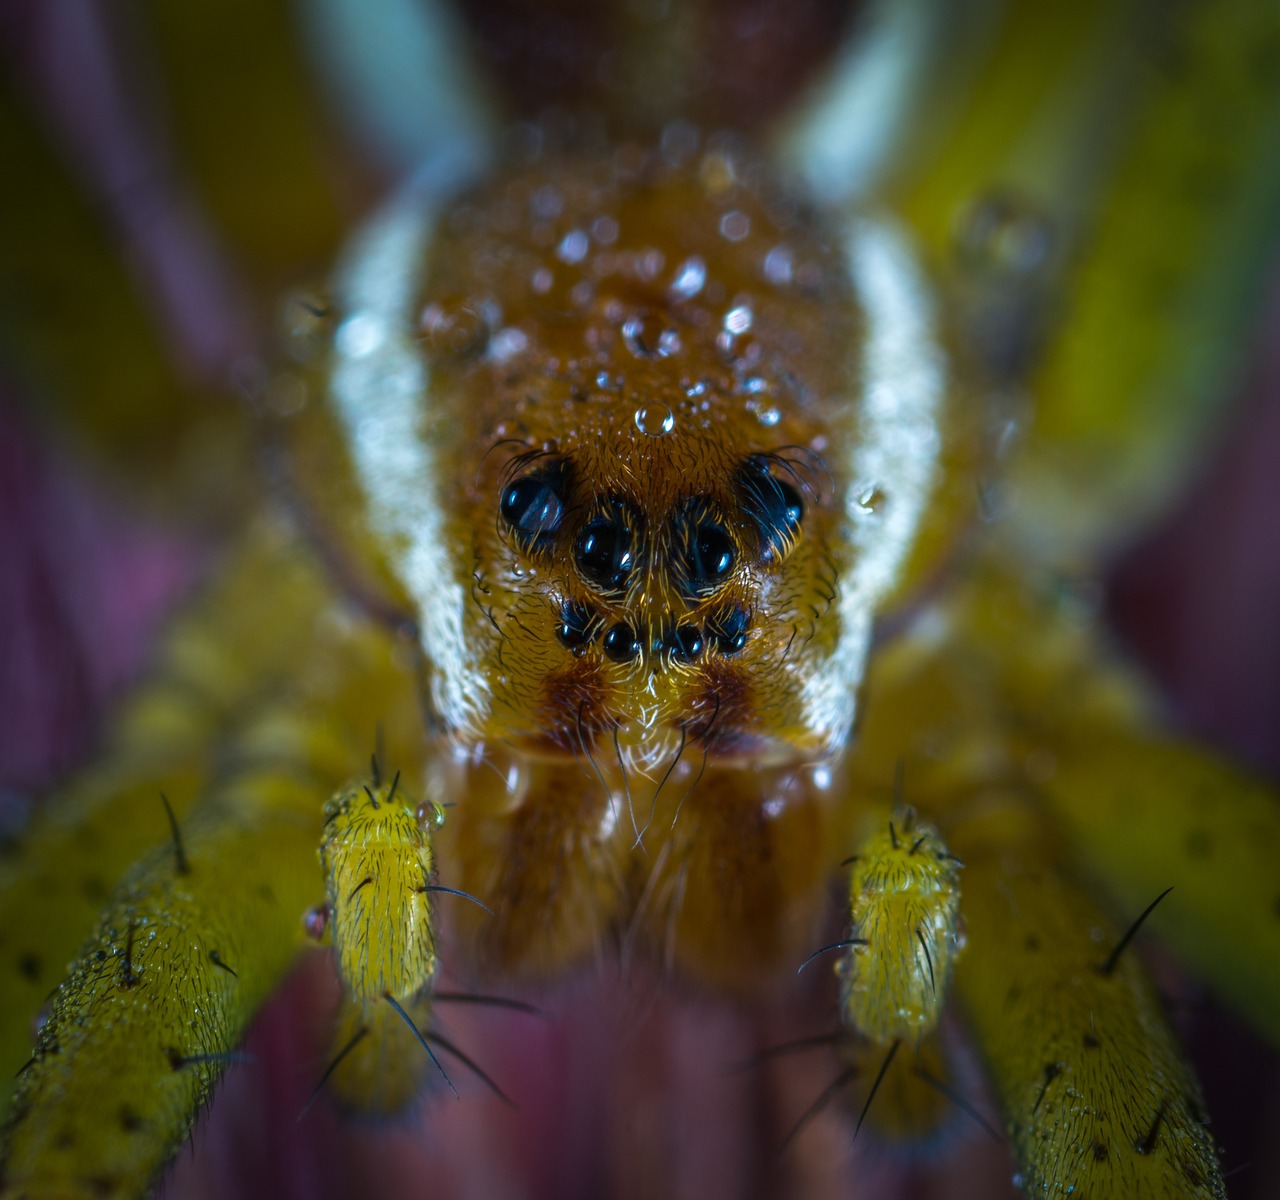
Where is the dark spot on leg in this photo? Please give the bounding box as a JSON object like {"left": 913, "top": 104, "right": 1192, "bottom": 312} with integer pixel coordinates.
{"left": 55, "top": 1130, "right": 74, "bottom": 1150}
{"left": 1092, "top": 1140, "right": 1108, "bottom": 1161}
{"left": 17, "top": 952, "right": 41, "bottom": 982}
{"left": 1024, "top": 934, "right": 1040, "bottom": 952}
{"left": 1083, "top": 1032, "right": 1100, "bottom": 1049}
{"left": 119, "top": 1105, "right": 144, "bottom": 1133}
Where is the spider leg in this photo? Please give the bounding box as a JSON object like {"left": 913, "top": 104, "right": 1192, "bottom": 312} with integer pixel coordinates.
{"left": 1035, "top": 729, "right": 1280, "bottom": 1048}
{"left": 0, "top": 525, "right": 427, "bottom": 1195}
{"left": 953, "top": 795, "right": 1225, "bottom": 1198}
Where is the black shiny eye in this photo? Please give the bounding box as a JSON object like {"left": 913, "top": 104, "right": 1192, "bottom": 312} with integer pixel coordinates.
{"left": 674, "top": 500, "right": 736, "bottom": 600}
{"left": 501, "top": 462, "right": 567, "bottom": 546}
{"left": 708, "top": 608, "right": 750, "bottom": 655}
{"left": 574, "top": 497, "right": 640, "bottom": 593}
{"left": 556, "top": 601, "right": 598, "bottom": 656}
{"left": 665, "top": 624, "right": 705, "bottom": 662}
{"left": 736, "top": 456, "right": 804, "bottom": 561}
{"left": 603, "top": 622, "right": 641, "bottom": 663}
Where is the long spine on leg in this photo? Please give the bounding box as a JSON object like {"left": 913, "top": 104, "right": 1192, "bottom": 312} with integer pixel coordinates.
{"left": 1, "top": 761, "right": 324, "bottom": 1200}
{"left": 953, "top": 798, "right": 1225, "bottom": 1199}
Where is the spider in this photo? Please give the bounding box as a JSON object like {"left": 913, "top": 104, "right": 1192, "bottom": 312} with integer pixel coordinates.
{"left": 1, "top": 2, "right": 1279, "bottom": 1198}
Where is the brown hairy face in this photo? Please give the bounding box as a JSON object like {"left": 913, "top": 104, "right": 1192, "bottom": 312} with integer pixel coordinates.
{"left": 419, "top": 145, "right": 866, "bottom": 762}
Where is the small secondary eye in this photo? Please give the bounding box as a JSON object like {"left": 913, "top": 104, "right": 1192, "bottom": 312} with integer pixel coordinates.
{"left": 736, "top": 456, "right": 804, "bottom": 561}
{"left": 501, "top": 465, "right": 567, "bottom": 544}
{"left": 665, "top": 624, "right": 705, "bottom": 662}
{"left": 603, "top": 622, "right": 641, "bottom": 663}
{"left": 708, "top": 607, "right": 750, "bottom": 655}
{"left": 556, "top": 601, "right": 598, "bottom": 655}
{"left": 575, "top": 498, "right": 641, "bottom": 593}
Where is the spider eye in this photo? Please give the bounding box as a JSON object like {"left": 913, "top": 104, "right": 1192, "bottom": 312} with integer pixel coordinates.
{"left": 674, "top": 500, "right": 736, "bottom": 600}
{"left": 736, "top": 456, "right": 804, "bottom": 560}
{"left": 575, "top": 498, "right": 640, "bottom": 593}
{"left": 501, "top": 464, "right": 567, "bottom": 544}
{"left": 665, "top": 624, "right": 705, "bottom": 662}
{"left": 708, "top": 607, "right": 750, "bottom": 655}
{"left": 556, "top": 601, "right": 598, "bottom": 655}
{"left": 603, "top": 621, "right": 641, "bottom": 662}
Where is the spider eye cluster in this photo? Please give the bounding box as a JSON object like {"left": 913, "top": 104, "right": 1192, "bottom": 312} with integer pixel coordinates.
{"left": 498, "top": 452, "right": 807, "bottom": 667}
{"left": 562, "top": 608, "right": 751, "bottom": 664}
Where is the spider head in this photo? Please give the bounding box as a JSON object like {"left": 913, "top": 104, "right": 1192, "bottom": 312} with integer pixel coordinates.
{"left": 286, "top": 146, "right": 956, "bottom": 766}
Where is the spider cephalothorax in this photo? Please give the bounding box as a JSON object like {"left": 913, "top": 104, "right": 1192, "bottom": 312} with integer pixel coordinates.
{"left": 284, "top": 147, "right": 965, "bottom": 772}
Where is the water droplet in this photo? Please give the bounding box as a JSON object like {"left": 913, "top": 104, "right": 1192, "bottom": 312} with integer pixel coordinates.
{"left": 700, "top": 151, "right": 737, "bottom": 194}
{"left": 720, "top": 210, "right": 750, "bottom": 242}
{"left": 282, "top": 290, "right": 334, "bottom": 362}
{"left": 661, "top": 120, "right": 699, "bottom": 166}
{"left": 763, "top": 245, "right": 793, "bottom": 286}
{"left": 624, "top": 312, "right": 680, "bottom": 358}
{"left": 716, "top": 328, "right": 760, "bottom": 368}
{"left": 557, "top": 229, "right": 590, "bottom": 264}
{"left": 671, "top": 256, "right": 707, "bottom": 300}
{"left": 958, "top": 192, "right": 1053, "bottom": 277}
{"left": 596, "top": 370, "right": 622, "bottom": 392}
{"left": 592, "top": 215, "right": 619, "bottom": 245}
{"left": 856, "top": 484, "right": 887, "bottom": 514}
{"left": 531, "top": 185, "right": 563, "bottom": 219}
{"left": 685, "top": 380, "right": 708, "bottom": 398}
{"left": 531, "top": 267, "right": 554, "bottom": 295}
{"left": 489, "top": 327, "right": 529, "bottom": 361}
{"left": 747, "top": 396, "right": 780, "bottom": 426}
{"left": 335, "top": 314, "right": 383, "bottom": 359}
{"left": 723, "top": 305, "right": 753, "bottom": 335}
{"left": 420, "top": 299, "right": 489, "bottom": 359}
{"left": 637, "top": 248, "right": 665, "bottom": 281}
{"left": 635, "top": 403, "right": 676, "bottom": 437}
{"left": 265, "top": 373, "right": 307, "bottom": 417}
{"left": 303, "top": 906, "right": 329, "bottom": 941}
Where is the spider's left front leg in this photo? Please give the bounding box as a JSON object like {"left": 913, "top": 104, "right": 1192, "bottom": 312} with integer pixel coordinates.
{"left": 0, "top": 529, "right": 428, "bottom": 1199}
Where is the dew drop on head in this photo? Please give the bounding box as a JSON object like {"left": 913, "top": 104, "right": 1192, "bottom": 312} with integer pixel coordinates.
{"left": 635, "top": 403, "right": 676, "bottom": 437}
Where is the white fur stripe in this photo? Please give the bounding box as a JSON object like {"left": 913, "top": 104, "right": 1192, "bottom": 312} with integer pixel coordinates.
{"left": 801, "top": 215, "right": 945, "bottom": 744}
{"left": 330, "top": 191, "right": 489, "bottom": 733}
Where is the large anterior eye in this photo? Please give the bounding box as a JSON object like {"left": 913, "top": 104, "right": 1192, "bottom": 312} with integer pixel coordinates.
{"left": 500, "top": 462, "right": 568, "bottom": 546}
{"left": 574, "top": 497, "right": 641, "bottom": 593}
{"left": 736, "top": 456, "right": 804, "bottom": 561}
{"left": 674, "top": 499, "right": 736, "bottom": 600}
